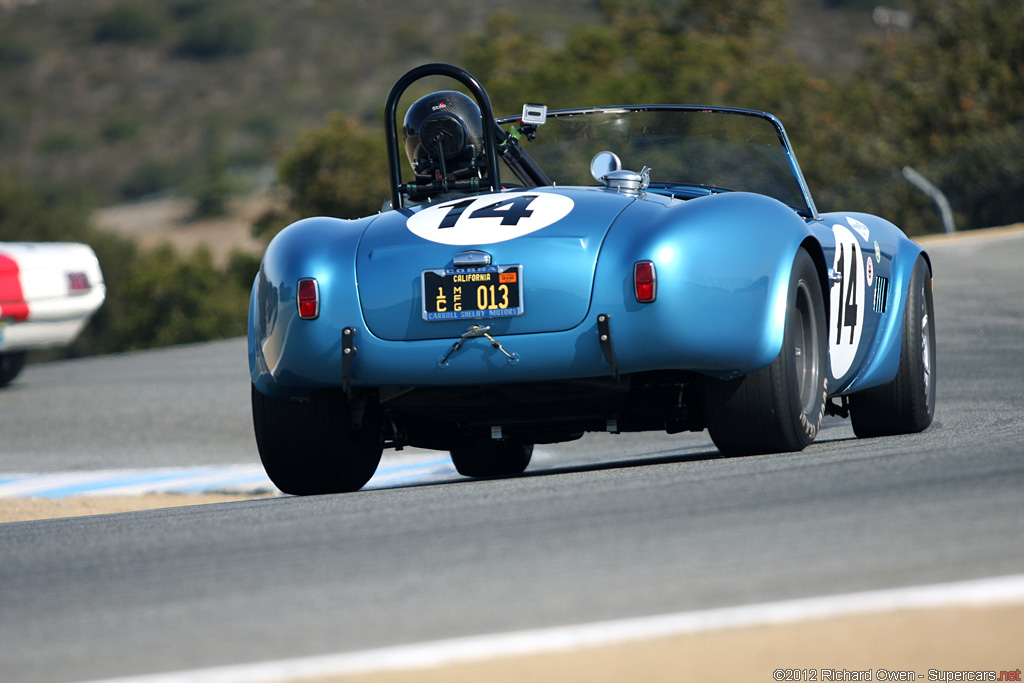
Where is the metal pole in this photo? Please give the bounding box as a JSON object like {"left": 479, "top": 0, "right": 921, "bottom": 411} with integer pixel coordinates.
{"left": 902, "top": 166, "right": 956, "bottom": 234}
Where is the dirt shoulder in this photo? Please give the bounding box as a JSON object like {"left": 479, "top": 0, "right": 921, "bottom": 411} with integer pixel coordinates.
{"left": 0, "top": 494, "right": 270, "bottom": 523}
{"left": 93, "top": 195, "right": 269, "bottom": 266}
{"left": 327, "top": 603, "right": 1024, "bottom": 683}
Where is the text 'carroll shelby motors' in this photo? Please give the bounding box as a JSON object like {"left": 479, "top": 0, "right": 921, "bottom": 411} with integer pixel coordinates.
{"left": 0, "top": 242, "right": 105, "bottom": 386}
{"left": 249, "top": 64, "right": 936, "bottom": 495}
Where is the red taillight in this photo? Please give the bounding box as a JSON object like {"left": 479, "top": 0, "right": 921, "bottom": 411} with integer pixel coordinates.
{"left": 66, "top": 271, "right": 91, "bottom": 295}
{"left": 297, "top": 278, "right": 320, "bottom": 319}
{"left": 634, "top": 261, "right": 656, "bottom": 303}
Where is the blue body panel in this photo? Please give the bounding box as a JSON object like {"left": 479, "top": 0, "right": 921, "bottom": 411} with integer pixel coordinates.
{"left": 250, "top": 185, "right": 924, "bottom": 402}
{"left": 810, "top": 210, "right": 928, "bottom": 394}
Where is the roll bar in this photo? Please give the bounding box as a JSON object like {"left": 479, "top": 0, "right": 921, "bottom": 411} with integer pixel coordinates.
{"left": 385, "top": 63, "right": 502, "bottom": 210}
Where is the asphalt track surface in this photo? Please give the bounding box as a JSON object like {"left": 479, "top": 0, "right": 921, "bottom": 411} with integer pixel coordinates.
{"left": 1, "top": 228, "right": 1022, "bottom": 682}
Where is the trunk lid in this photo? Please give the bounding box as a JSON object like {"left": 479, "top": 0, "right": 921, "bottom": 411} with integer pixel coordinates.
{"left": 356, "top": 188, "right": 633, "bottom": 341}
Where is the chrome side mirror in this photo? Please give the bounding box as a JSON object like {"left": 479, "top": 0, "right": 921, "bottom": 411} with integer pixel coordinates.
{"left": 590, "top": 151, "right": 622, "bottom": 182}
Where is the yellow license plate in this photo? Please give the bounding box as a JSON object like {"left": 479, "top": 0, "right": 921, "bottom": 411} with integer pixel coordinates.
{"left": 422, "top": 265, "right": 523, "bottom": 321}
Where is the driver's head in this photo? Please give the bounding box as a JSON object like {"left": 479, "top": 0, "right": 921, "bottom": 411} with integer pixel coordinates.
{"left": 403, "top": 90, "right": 484, "bottom": 177}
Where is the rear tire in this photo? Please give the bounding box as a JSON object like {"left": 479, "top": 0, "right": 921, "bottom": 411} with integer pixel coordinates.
{"left": 252, "top": 384, "right": 383, "bottom": 495}
{"left": 450, "top": 440, "right": 533, "bottom": 478}
{"left": 705, "top": 248, "right": 827, "bottom": 456}
{"left": 850, "top": 255, "right": 935, "bottom": 437}
{"left": 0, "top": 351, "right": 27, "bottom": 387}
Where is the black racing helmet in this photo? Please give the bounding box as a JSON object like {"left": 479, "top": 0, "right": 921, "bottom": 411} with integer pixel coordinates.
{"left": 403, "top": 90, "right": 485, "bottom": 176}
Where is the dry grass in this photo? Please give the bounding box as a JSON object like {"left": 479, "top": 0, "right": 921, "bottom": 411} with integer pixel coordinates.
{"left": 0, "top": 493, "right": 275, "bottom": 524}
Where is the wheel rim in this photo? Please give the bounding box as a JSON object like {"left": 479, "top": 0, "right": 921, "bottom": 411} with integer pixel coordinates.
{"left": 793, "top": 280, "right": 820, "bottom": 414}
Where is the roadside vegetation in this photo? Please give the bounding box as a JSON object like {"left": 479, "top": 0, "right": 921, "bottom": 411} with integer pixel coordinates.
{"left": 0, "top": 0, "right": 1020, "bottom": 359}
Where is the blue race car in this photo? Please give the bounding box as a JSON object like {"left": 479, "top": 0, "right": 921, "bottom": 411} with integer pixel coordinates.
{"left": 249, "top": 63, "right": 935, "bottom": 495}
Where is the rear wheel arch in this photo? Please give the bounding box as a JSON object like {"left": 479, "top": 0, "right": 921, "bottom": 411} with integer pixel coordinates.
{"left": 705, "top": 246, "right": 828, "bottom": 455}
{"left": 800, "top": 236, "right": 831, "bottom": 331}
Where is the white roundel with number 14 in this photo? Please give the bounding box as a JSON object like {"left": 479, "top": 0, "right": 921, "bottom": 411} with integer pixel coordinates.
{"left": 406, "top": 192, "right": 574, "bottom": 245}
{"left": 829, "top": 223, "right": 865, "bottom": 379}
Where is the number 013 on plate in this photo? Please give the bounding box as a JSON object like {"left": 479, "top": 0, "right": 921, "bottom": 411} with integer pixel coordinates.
{"left": 421, "top": 265, "right": 524, "bottom": 321}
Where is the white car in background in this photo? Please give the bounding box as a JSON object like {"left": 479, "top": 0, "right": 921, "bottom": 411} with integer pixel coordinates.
{"left": 0, "top": 242, "right": 105, "bottom": 386}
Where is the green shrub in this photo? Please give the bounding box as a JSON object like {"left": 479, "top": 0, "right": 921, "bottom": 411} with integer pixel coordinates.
{"left": 0, "top": 112, "right": 21, "bottom": 148}
{"left": 0, "top": 175, "right": 91, "bottom": 243}
{"left": 94, "top": 2, "right": 167, "bottom": 44}
{"left": 36, "top": 130, "right": 91, "bottom": 154}
{"left": 111, "top": 244, "right": 250, "bottom": 349}
{"left": 0, "top": 40, "right": 34, "bottom": 65}
{"left": 189, "top": 164, "right": 235, "bottom": 218}
{"left": 101, "top": 113, "right": 142, "bottom": 143}
{"left": 120, "top": 160, "right": 189, "bottom": 200}
{"left": 175, "top": 6, "right": 265, "bottom": 59}
{"left": 169, "top": 0, "right": 219, "bottom": 20}
{"left": 277, "top": 113, "right": 388, "bottom": 220}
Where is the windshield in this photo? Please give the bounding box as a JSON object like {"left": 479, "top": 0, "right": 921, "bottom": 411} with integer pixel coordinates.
{"left": 500, "top": 107, "right": 814, "bottom": 217}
